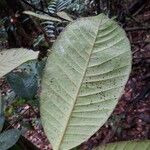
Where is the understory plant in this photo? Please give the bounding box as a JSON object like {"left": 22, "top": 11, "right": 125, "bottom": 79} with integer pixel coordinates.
{"left": 0, "top": 10, "right": 149, "bottom": 150}
{"left": 0, "top": 91, "right": 21, "bottom": 150}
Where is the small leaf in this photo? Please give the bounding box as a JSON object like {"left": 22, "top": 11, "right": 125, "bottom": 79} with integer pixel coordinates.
{"left": 94, "top": 140, "right": 150, "bottom": 150}
{"left": 0, "top": 129, "right": 21, "bottom": 150}
{"left": 41, "top": 14, "right": 131, "bottom": 150}
{"left": 0, "top": 48, "right": 39, "bottom": 78}
{"left": 23, "top": 11, "right": 61, "bottom": 22}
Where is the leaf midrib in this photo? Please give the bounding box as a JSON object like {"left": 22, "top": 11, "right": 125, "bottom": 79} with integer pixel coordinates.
{"left": 57, "top": 18, "right": 102, "bottom": 150}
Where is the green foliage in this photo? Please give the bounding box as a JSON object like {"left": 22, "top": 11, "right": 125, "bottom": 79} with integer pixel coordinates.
{"left": 4, "top": 98, "right": 26, "bottom": 117}
{"left": 6, "top": 61, "right": 39, "bottom": 100}
{"left": 0, "top": 48, "right": 39, "bottom": 150}
{"left": 47, "top": 0, "right": 72, "bottom": 13}
{"left": 67, "top": 0, "right": 88, "bottom": 15}
{"left": 0, "top": 25, "right": 7, "bottom": 42}
{"left": 0, "top": 96, "right": 21, "bottom": 150}
{"left": 40, "top": 14, "right": 131, "bottom": 150}
{"left": 25, "top": 0, "right": 90, "bottom": 45}
{"left": 47, "top": 0, "right": 91, "bottom": 16}
{"left": 0, "top": 48, "right": 39, "bottom": 78}
{"left": 0, "top": 129, "right": 21, "bottom": 150}
{"left": 6, "top": 59, "right": 46, "bottom": 100}
{"left": 2, "top": 91, "right": 16, "bottom": 110}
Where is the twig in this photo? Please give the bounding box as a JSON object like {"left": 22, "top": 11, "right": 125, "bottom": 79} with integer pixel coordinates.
{"left": 132, "top": 2, "right": 147, "bottom": 17}
{"left": 120, "top": 0, "right": 149, "bottom": 25}
{"left": 131, "top": 83, "right": 150, "bottom": 105}
{"left": 126, "top": 14, "right": 149, "bottom": 28}
{"left": 125, "top": 26, "right": 150, "bottom": 31}
{"left": 128, "top": 0, "right": 149, "bottom": 16}
{"left": 131, "top": 40, "right": 150, "bottom": 45}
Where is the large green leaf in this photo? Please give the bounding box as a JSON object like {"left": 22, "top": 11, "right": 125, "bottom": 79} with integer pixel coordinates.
{"left": 0, "top": 129, "right": 21, "bottom": 150}
{"left": 94, "top": 140, "right": 150, "bottom": 150}
{"left": 41, "top": 14, "right": 132, "bottom": 150}
{"left": 0, "top": 48, "right": 39, "bottom": 78}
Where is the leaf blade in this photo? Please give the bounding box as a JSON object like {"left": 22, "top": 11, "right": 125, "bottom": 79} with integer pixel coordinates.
{"left": 41, "top": 14, "right": 132, "bottom": 150}
{"left": 57, "top": 11, "right": 73, "bottom": 22}
{"left": 0, "top": 129, "right": 21, "bottom": 150}
{"left": 23, "top": 11, "right": 61, "bottom": 22}
{"left": 0, "top": 48, "right": 39, "bottom": 78}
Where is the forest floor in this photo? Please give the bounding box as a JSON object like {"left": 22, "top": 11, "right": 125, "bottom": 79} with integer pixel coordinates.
{"left": 0, "top": 1, "right": 150, "bottom": 150}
